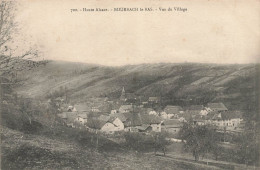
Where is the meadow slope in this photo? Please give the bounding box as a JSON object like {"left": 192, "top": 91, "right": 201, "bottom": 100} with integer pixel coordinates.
{"left": 15, "top": 60, "right": 258, "bottom": 112}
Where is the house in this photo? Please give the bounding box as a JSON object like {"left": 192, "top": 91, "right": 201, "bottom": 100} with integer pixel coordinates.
{"left": 164, "top": 105, "right": 183, "bottom": 115}
{"left": 204, "top": 112, "right": 216, "bottom": 124}
{"left": 119, "top": 105, "right": 133, "bottom": 113}
{"left": 136, "top": 124, "right": 152, "bottom": 133}
{"left": 86, "top": 114, "right": 125, "bottom": 133}
{"left": 123, "top": 113, "right": 142, "bottom": 132}
{"left": 160, "top": 106, "right": 183, "bottom": 119}
{"left": 139, "top": 96, "right": 149, "bottom": 104}
{"left": 207, "top": 103, "right": 228, "bottom": 112}
{"left": 88, "top": 116, "right": 124, "bottom": 133}
{"left": 167, "top": 113, "right": 175, "bottom": 119}
{"left": 178, "top": 112, "right": 192, "bottom": 122}
{"left": 188, "top": 105, "right": 204, "bottom": 111}
{"left": 91, "top": 106, "right": 100, "bottom": 112}
{"left": 110, "top": 110, "right": 117, "bottom": 114}
{"left": 123, "top": 113, "right": 162, "bottom": 132}
{"left": 54, "top": 97, "right": 65, "bottom": 107}
{"left": 162, "top": 119, "right": 183, "bottom": 134}
{"left": 233, "top": 120, "right": 245, "bottom": 133}
{"left": 111, "top": 112, "right": 127, "bottom": 122}
{"left": 101, "top": 117, "right": 124, "bottom": 133}
{"left": 193, "top": 115, "right": 206, "bottom": 125}
{"left": 148, "top": 97, "right": 160, "bottom": 103}
{"left": 74, "top": 117, "right": 85, "bottom": 125}
{"left": 74, "top": 104, "right": 90, "bottom": 112}
{"left": 140, "top": 114, "right": 162, "bottom": 132}
{"left": 211, "top": 111, "right": 243, "bottom": 129}
{"left": 185, "top": 105, "right": 205, "bottom": 116}
{"left": 66, "top": 112, "right": 78, "bottom": 122}
{"left": 200, "top": 109, "right": 208, "bottom": 116}
{"left": 148, "top": 110, "right": 158, "bottom": 116}
{"left": 160, "top": 111, "right": 168, "bottom": 119}
{"left": 125, "top": 93, "right": 137, "bottom": 102}
{"left": 67, "top": 106, "right": 76, "bottom": 112}
{"left": 186, "top": 105, "right": 208, "bottom": 116}
{"left": 100, "top": 122, "right": 117, "bottom": 133}
{"left": 139, "top": 108, "right": 157, "bottom": 115}
{"left": 74, "top": 113, "right": 87, "bottom": 126}
{"left": 54, "top": 97, "right": 64, "bottom": 102}
{"left": 67, "top": 123, "right": 75, "bottom": 128}
{"left": 58, "top": 112, "right": 79, "bottom": 127}
{"left": 205, "top": 107, "right": 212, "bottom": 112}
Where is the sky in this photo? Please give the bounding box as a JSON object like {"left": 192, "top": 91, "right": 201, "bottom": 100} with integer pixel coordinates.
{"left": 15, "top": 0, "right": 260, "bottom": 66}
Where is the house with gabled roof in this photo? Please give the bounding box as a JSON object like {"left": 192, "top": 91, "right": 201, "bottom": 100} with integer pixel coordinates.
{"left": 74, "top": 117, "right": 87, "bottom": 128}
{"left": 111, "top": 112, "right": 127, "bottom": 122}
{"left": 136, "top": 124, "right": 152, "bottom": 132}
{"left": 101, "top": 117, "right": 124, "bottom": 132}
{"left": 63, "top": 112, "right": 79, "bottom": 126}
{"left": 211, "top": 110, "right": 243, "bottom": 130}
{"left": 67, "top": 106, "right": 75, "bottom": 112}
{"left": 164, "top": 105, "right": 183, "bottom": 114}
{"left": 186, "top": 105, "right": 208, "bottom": 116}
{"left": 162, "top": 105, "right": 183, "bottom": 119}
{"left": 86, "top": 113, "right": 125, "bottom": 133}
{"left": 122, "top": 113, "right": 162, "bottom": 132}
{"left": 74, "top": 113, "right": 88, "bottom": 125}
{"left": 138, "top": 108, "right": 157, "bottom": 115}
{"left": 148, "top": 97, "right": 160, "bottom": 103}
{"left": 91, "top": 106, "right": 100, "bottom": 112}
{"left": 188, "top": 105, "right": 204, "bottom": 111}
{"left": 162, "top": 119, "right": 183, "bottom": 134}
{"left": 119, "top": 105, "right": 133, "bottom": 113}
{"left": 123, "top": 113, "right": 142, "bottom": 132}
{"left": 140, "top": 114, "right": 162, "bottom": 132}
{"left": 193, "top": 115, "right": 206, "bottom": 125}
{"left": 110, "top": 109, "right": 117, "bottom": 114}
{"left": 74, "top": 104, "right": 90, "bottom": 112}
{"left": 207, "top": 102, "right": 228, "bottom": 112}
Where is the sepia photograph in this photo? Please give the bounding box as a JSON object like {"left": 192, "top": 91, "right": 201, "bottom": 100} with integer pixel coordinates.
{"left": 0, "top": 0, "right": 259, "bottom": 169}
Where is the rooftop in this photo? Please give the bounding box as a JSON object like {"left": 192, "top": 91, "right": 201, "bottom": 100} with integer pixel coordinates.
{"left": 207, "top": 102, "right": 228, "bottom": 111}
{"left": 164, "top": 105, "right": 183, "bottom": 114}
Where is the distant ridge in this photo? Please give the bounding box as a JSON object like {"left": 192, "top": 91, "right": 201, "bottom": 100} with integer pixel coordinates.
{"left": 14, "top": 60, "right": 258, "bottom": 114}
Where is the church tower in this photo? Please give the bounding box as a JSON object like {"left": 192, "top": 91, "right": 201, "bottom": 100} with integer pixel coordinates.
{"left": 120, "top": 87, "right": 126, "bottom": 101}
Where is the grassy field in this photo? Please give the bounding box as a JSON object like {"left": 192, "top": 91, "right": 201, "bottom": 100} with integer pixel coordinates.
{"left": 2, "top": 126, "right": 254, "bottom": 170}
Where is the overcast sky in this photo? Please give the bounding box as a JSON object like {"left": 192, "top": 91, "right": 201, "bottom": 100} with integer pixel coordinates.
{"left": 16, "top": 0, "right": 260, "bottom": 65}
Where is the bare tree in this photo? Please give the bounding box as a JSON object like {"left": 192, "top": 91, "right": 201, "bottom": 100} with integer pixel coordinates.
{"left": 0, "top": 1, "right": 39, "bottom": 77}
{"left": 0, "top": 1, "right": 40, "bottom": 129}
{"left": 0, "top": 1, "right": 15, "bottom": 52}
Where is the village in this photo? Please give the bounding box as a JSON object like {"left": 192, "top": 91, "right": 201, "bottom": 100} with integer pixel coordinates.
{"left": 55, "top": 87, "right": 244, "bottom": 136}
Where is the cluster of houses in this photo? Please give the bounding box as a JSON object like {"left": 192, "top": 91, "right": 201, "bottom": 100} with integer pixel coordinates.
{"left": 56, "top": 87, "right": 244, "bottom": 134}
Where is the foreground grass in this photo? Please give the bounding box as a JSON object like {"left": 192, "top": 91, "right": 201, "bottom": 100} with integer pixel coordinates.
{"left": 0, "top": 126, "right": 245, "bottom": 170}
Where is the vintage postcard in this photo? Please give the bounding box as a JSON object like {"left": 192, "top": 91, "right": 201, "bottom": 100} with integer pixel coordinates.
{"left": 0, "top": 0, "right": 259, "bottom": 169}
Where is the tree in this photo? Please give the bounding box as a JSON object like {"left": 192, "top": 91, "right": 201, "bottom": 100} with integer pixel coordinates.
{"left": 235, "top": 121, "right": 260, "bottom": 166}
{"left": 0, "top": 1, "right": 16, "bottom": 53}
{"left": 86, "top": 118, "right": 103, "bottom": 151}
{"left": 152, "top": 132, "right": 169, "bottom": 156}
{"left": 179, "top": 122, "right": 218, "bottom": 161}
{"left": 0, "top": 1, "right": 39, "bottom": 77}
